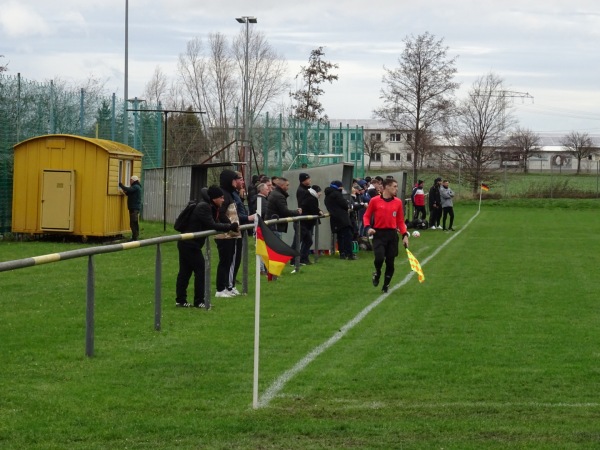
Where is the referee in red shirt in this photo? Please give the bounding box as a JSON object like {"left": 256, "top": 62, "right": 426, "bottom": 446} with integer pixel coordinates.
{"left": 362, "top": 178, "right": 409, "bottom": 293}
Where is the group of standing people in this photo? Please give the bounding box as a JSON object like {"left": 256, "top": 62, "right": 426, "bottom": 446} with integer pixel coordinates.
{"left": 175, "top": 169, "right": 257, "bottom": 308}
{"left": 410, "top": 177, "right": 455, "bottom": 231}
{"left": 126, "top": 169, "right": 454, "bottom": 308}
{"left": 425, "top": 177, "right": 455, "bottom": 231}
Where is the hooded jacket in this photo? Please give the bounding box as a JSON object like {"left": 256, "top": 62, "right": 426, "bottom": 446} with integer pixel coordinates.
{"left": 216, "top": 169, "right": 241, "bottom": 239}
{"left": 324, "top": 186, "right": 351, "bottom": 232}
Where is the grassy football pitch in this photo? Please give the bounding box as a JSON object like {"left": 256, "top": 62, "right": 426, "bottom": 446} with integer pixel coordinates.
{"left": 0, "top": 199, "right": 599, "bottom": 449}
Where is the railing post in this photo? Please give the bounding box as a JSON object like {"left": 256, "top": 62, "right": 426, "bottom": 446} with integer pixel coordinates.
{"left": 154, "top": 243, "right": 162, "bottom": 331}
{"left": 204, "top": 238, "right": 212, "bottom": 309}
{"left": 85, "top": 255, "right": 95, "bottom": 357}
{"left": 293, "top": 221, "right": 300, "bottom": 270}
{"left": 242, "top": 230, "right": 248, "bottom": 294}
{"left": 314, "top": 221, "right": 320, "bottom": 263}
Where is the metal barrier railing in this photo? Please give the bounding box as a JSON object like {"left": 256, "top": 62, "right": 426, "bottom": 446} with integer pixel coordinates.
{"left": 0, "top": 214, "right": 329, "bottom": 357}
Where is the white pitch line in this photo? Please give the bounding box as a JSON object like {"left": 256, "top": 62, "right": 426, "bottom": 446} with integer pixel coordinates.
{"left": 256, "top": 210, "right": 482, "bottom": 409}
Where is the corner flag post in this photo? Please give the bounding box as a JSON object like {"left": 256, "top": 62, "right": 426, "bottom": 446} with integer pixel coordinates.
{"left": 252, "top": 197, "right": 262, "bottom": 409}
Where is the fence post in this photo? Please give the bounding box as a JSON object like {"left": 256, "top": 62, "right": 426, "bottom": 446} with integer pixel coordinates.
{"left": 242, "top": 230, "right": 248, "bottom": 294}
{"left": 204, "top": 238, "right": 212, "bottom": 309}
{"left": 85, "top": 255, "right": 95, "bottom": 357}
{"left": 314, "top": 222, "right": 320, "bottom": 263}
{"left": 154, "top": 243, "right": 162, "bottom": 331}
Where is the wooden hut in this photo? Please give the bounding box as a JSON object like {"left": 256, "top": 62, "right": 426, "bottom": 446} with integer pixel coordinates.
{"left": 12, "top": 134, "right": 142, "bottom": 239}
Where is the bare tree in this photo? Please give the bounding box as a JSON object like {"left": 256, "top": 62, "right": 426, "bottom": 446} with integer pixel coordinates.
{"left": 505, "top": 127, "right": 541, "bottom": 173}
{"left": 177, "top": 38, "right": 210, "bottom": 117}
{"left": 0, "top": 55, "right": 7, "bottom": 73}
{"left": 444, "top": 72, "right": 515, "bottom": 193}
{"left": 363, "top": 132, "right": 388, "bottom": 170}
{"left": 375, "top": 32, "right": 459, "bottom": 184}
{"left": 233, "top": 28, "right": 289, "bottom": 122}
{"left": 289, "top": 47, "right": 338, "bottom": 122}
{"left": 143, "top": 66, "right": 168, "bottom": 106}
{"left": 561, "top": 131, "right": 595, "bottom": 174}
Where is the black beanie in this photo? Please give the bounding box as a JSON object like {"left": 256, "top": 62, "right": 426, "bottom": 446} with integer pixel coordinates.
{"left": 207, "top": 185, "right": 224, "bottom": 199}
{"left": 299, "top": 173, "right": 310, "bottom": 183}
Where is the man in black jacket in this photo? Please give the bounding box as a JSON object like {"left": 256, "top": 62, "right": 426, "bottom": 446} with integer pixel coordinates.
{"left": 324, "top": 180, "right": 355, "bottom": 260}
{"left": 291, "top": 172, "right": 313, "bottom": 264}
{"left": 298, "top": 184, "right": 323, "bottom": 264}
{"left": 176, "top": 186, "right": 238, "bottom": 309}
{"left": 215, "top": 169, "right": 243, "bottom": 298}
{"left": 428, "top": 177, "right": 443, "bottom": 229}
{"left": 266, "top": 177, "right": 301, "bottom": 235}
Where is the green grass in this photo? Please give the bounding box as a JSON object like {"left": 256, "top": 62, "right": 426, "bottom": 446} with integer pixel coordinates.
{"left": 407, "top": 170, "right": 600, "bottom": 200}
{"left": 1, "top": 200, "right": 600, "bottom": 448}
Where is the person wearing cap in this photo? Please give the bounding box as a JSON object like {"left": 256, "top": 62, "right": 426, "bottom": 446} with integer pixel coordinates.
{"left": 428, "top": 177, "right": 443, "bottom": 229}
{"left": 362, "top": 177, "right": 409, "bottom": 293}
{"left": 298, "top": 184, "right": 323, "bottom": 265}
{"left": 119, "top": 175, "right": 142, "bottom": 241}
{"left": 175, "top": 185, "right": 239, "bottom": 308}
{"left": 324, "top": 180, "right": 355, "bottom": 260}
{"left": 411, "top": 180, "right": 427, "bottom": 222}
{"left": 292, "top": 172, "right": 313, "bottom": 265}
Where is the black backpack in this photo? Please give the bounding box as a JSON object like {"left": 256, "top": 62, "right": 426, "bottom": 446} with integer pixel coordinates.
{"left": 174, "top": 200, "right": 198, "bottom": 232}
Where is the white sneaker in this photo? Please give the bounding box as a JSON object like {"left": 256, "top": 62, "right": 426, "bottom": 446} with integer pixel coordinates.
{"left": 430, "top": 226, "right": 436, "bottom": 230}
{"left": 229, "top": 287, "right": 241, "bottom": 296}
{"left": 215, "top": 290, "right": 233, "bottom": 298}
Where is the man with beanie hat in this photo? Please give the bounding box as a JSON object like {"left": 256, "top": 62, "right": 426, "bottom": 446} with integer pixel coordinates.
{"left": 119, "top": 175, "right": 142, "bottom": 241}
{"left": 175, "top": 185, "right": 238, "bottom": 308}
{"left": 298, "top": 183, "right": 323, "bottom": 265}
{"left": 291, "top": 172, "right": 313, "bottom": 265}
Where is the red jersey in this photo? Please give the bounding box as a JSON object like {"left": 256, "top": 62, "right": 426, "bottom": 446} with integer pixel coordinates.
{"left": 362, "top": 195, "right": 407, "bottom": 235}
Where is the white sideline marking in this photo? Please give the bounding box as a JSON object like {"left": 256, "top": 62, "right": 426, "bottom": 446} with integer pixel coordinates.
{"left": 256, "top": 211, "right": 481, "bottom": 408}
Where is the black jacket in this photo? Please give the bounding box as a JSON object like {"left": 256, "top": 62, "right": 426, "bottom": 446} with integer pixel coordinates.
{"left": 266, "top": 186, "right": 299, "bottom": 233}
{"left": 428, "top": 184, "right": 441, "bottom": 209}
{"left": 180, "top": 188, "right": 235, "bottom": 248}
{"left": 324, "top": 187, "right": 351, "bottom": 232}
{"left": 296, "top": 183, "right": 312, "bottom": 208}
{"left": 299, "top": 190, "right": 321, "bottom": 227}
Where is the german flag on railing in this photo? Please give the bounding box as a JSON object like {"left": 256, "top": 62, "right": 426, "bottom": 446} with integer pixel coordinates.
{"left": 255, "top": 215, "right": 300, "bottom": 277}
{"left": 481, "top": 183, "right": 490, "bottom": 192}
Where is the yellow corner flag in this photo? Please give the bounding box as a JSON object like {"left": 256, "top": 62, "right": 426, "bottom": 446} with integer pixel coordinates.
{"left": 405, "top": 248, "right": 425, "bottom": 283}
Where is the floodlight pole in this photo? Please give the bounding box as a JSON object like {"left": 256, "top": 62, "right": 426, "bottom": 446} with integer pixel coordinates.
{"left": 235, "top": 16, "right": 257, "bottom": 179}
{"left": 124, "top": 0, "right": 129, "bottom": 145}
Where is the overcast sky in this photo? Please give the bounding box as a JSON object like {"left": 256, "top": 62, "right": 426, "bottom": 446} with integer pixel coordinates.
{"left": 2, "top": 0, "right": 599, "bottom": 134}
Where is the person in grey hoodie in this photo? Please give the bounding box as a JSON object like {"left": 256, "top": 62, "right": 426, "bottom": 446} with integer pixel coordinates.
{"left": 440, "top": 179, "right": 455, "bottom": 231}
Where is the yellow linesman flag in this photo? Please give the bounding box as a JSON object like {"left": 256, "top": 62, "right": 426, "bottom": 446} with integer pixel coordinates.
{"left": 405, "top": 248, "right": 425, "bottom": 283}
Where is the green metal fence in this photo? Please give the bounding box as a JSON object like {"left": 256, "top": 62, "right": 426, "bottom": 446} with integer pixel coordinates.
{"left": 0, "top": 73, "right": 364, "bottom": 234}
